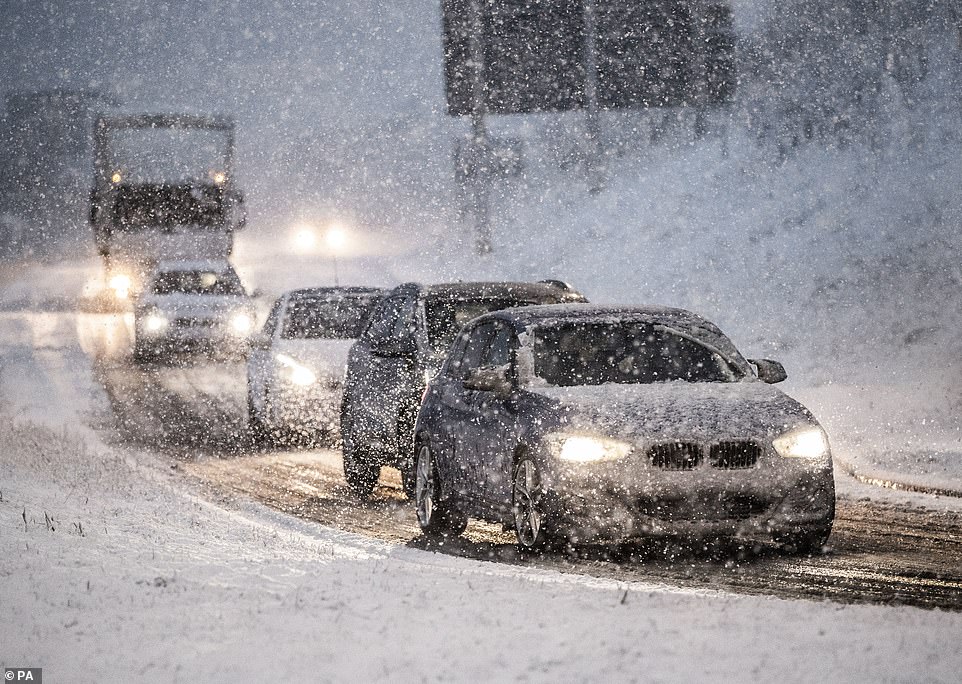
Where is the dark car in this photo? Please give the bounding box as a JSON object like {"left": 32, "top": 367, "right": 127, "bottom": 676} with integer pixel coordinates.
{"left": 247, "top": 287, "right": 384, "bottom": 444}
{"left": 412, "top": 304, "right": 835, "bottom": 554}
{"left": 340, "top": 280, "right": 587, "bottom": 498}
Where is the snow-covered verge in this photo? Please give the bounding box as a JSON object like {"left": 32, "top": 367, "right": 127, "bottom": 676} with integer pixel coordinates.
{"left": 2, "top": 389, "right": 962, "bottom": 683}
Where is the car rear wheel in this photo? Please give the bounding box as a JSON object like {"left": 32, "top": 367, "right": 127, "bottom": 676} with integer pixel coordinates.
{"left": 415, "top": 443, "right": 467, "bottom": 539}
{"left": 341, "top": 401, "right": 379, "bottom": 499}
{"left": 512, "top": 457, "right": 556, "bottom": 552}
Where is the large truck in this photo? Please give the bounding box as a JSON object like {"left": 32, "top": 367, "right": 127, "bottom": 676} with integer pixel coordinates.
{"left": 89, "top": 114, "right": 245, "bottom": 302}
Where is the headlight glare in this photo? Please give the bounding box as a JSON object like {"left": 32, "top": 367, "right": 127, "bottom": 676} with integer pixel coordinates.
{"left": 275, "top": 353, "right": 317, "bottom": 387}
{"left": 230, "top": 312, "right": 253, "bottom": 335}
{"left": 552, "top": 434, "right": 632, "bottom": 463}
{"left": 144, "top": 313, "right": 168, "bottom": 333}
{"left": 773, "top": 426, "right": 830, "bottom": 460}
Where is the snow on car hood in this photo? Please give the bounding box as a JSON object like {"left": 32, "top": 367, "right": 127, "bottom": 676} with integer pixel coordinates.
{"left": 272, "top": 338, "right": 354, "bottom": 379}
{"left": 529, "top": 381, "right": 817, "bottom": 443}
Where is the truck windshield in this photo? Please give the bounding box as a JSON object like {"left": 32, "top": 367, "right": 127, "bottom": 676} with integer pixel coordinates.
{"left": 151, "top": 270, "right": 245, "bottom": 296}
{"left": 105, "top": 127, "right": 230, "bottom": 184}
{"left": 111, "top": 185, "right": 224, "bottom": 229}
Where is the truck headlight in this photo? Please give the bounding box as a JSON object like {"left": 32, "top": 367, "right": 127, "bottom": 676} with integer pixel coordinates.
{"left": 230, "top": 313, "right": 253, "bottom": 335}
{"left": 274, "top": 353, "right": 317, "bottom": 387}
{"left": 548, "top": 434, "right": 632, "bottom": 463}
{"left": 773, "top": 426, "right": 831, "bottom": 460}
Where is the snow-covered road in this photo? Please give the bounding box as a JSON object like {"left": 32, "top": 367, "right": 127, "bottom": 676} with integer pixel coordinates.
{"left": 1, "top": 266, "right": 962, "bottom": 681}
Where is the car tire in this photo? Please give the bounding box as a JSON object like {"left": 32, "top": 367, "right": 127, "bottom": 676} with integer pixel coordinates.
{"left": 512, "top": 456, "right": 560, "bottom": 552}
{"left": 396, "top": 402, "right": 418, "bottom": 500}
{"left": 415, "top": 442, "right": 467, "bottom": 539}
{"left": 341, "top": 400, "right": 379, "bottom": 499}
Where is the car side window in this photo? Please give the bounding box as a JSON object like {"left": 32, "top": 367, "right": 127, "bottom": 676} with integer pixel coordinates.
{"left": 365, "top": 296, "right": 406, "bottom": 343}
{"left": 452, "top": 322, "right": 497, "bottom": 380}
{"left": 483, "top": 323, "right": 517, "bottom": 369}
{"left": 390, "top": 297, "right": 417, "bottom": 340}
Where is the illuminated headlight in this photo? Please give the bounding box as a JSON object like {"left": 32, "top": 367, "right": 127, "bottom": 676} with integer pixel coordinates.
{"left": 549, "top": 434, "right": 632, "bottom": 463}
{"left": 143, "top": 313, "right": 168, "bottom": 333}
{"left": 275, "top": 353, "right": 317, "bottom": 387}
{"left": 229, "top": 312, "right": 253, "bottom": 335}
{"left": 773, "top": 426, "right": 831, "bottom": 460}
{"left": 109, "top": 274, "right": 132, "bottom": 299}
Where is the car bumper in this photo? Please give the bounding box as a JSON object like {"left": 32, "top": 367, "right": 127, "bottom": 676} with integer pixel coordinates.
{"left": 544, "top": 461, "right": 835, "bottom": 544}
{"left": 138, "top": 327, "right": 249, "bottom": 355}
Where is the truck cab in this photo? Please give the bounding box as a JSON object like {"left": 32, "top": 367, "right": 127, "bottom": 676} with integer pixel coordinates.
{"left": 89, "top": 114, "right": 245, "bottom": 302}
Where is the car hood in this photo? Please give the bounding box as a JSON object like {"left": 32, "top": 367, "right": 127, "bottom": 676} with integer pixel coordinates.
{"left": 528, "top": 381, "right": 817, "bottom": 443}
{"left": 138, "top": 293, "right": 252, "bottom": 316}
{"left": 271, "top": 338, "right": 354, "bottom": 378}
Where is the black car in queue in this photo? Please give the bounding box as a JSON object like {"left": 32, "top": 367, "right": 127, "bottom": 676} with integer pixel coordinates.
{"left": 413, "top": 304, "right": 836, "bottom": 554}
{"left": 339, "top": 280, "right": 587, "bottom": 499}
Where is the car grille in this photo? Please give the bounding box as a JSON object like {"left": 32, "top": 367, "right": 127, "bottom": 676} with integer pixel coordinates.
{"left": 638, "top": 494, "right": 768, "bottom": 521}
{"left": 647, "top": 440, "right": 763, "bottom": 470}
{"left": 173, "top": 317, "right": 216, "bottom": 328}
{"left": 709, "top": 441, "right": 761, "bottom": 469}
{"left": 647, "top": 442, "right": 701, "bottom": 471}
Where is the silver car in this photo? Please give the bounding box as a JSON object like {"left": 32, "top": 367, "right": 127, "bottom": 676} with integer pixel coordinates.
{"left": 413, "top": 305, "right": 835, "bottom": 554}
{"left": 246, "top": 287, "right": 383, "bottom": 444}
{"left": 133, "top": 259, "right": 255, "bottom": 362}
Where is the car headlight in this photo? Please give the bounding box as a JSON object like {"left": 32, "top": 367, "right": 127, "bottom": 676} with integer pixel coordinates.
{"left": 548, "top": 434, "right": 632, "bottom": 463}
{"left": 109, "top": 274, "right": 132, "bottom": 299}
{"left": 230, "top": 312, "right": 253, "bottom": 335}
{"left": 143, "top": 313, "right": 168, "bottom": 333}
{"left": 773, "top": 426, "right": 831, "bottom": 460}
{"left": 274, "top": 353, "right": 317, "bottom": 387}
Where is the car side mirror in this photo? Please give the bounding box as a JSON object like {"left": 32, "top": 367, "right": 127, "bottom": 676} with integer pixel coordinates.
{"left": 750, "top": 358, "right": 788, "bottom": 384}
{"left": 464, "top": 366, "right": 513, "bottom": 397}
{"left": 249, "top": 331, "right": 271, "bottom": 351}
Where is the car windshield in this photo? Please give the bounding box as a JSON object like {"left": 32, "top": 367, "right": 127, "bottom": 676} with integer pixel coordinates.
{"left": 151, "top": 269, "right": 245, "bottom": 296}
{"left": 282, "top": 295, "right": 379, "bottom": 339}
{"left": 425, "top": 297, "right": 536, "bottom": 355}
{"left": 533, "top": 321, "right": 739, "bottom": 386}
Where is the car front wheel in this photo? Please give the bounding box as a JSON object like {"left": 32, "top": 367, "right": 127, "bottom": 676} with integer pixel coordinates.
{"left": 512, "top": 456, "right": 556, "bottom": 552}
{"left": 415, "top": 443, "right": 466, "bottom": 539}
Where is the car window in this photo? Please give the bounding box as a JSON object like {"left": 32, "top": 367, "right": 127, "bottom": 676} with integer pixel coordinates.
{"left": 282, "top": 295, "right": 379, "bottom": 339}
{"left": 365, "top": 295, "right": 407, "bottom": 343}
{"left": 151, "top": 268, "right": 245, "bottom": 295}
{"left": 533, "top": 321, "right": 738, "bottom": 386}
{"left": 482, "top": 322, "right": 517, "bottom": 368}
{"left": 450, "top": 322, "right": 498, "bottom": 380}
{"left": 424, "top": 296, "right": 536, "bottom": 355}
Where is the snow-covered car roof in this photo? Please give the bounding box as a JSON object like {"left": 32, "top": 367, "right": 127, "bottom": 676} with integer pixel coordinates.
{"left": 484, "top": 304, "right": 752, "bottom": 374}
{"left": 396, "top": 280, "right": 586, "bottom": 303}
{"left": 285, "top": 286, "right": 385, "bottom": 302}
